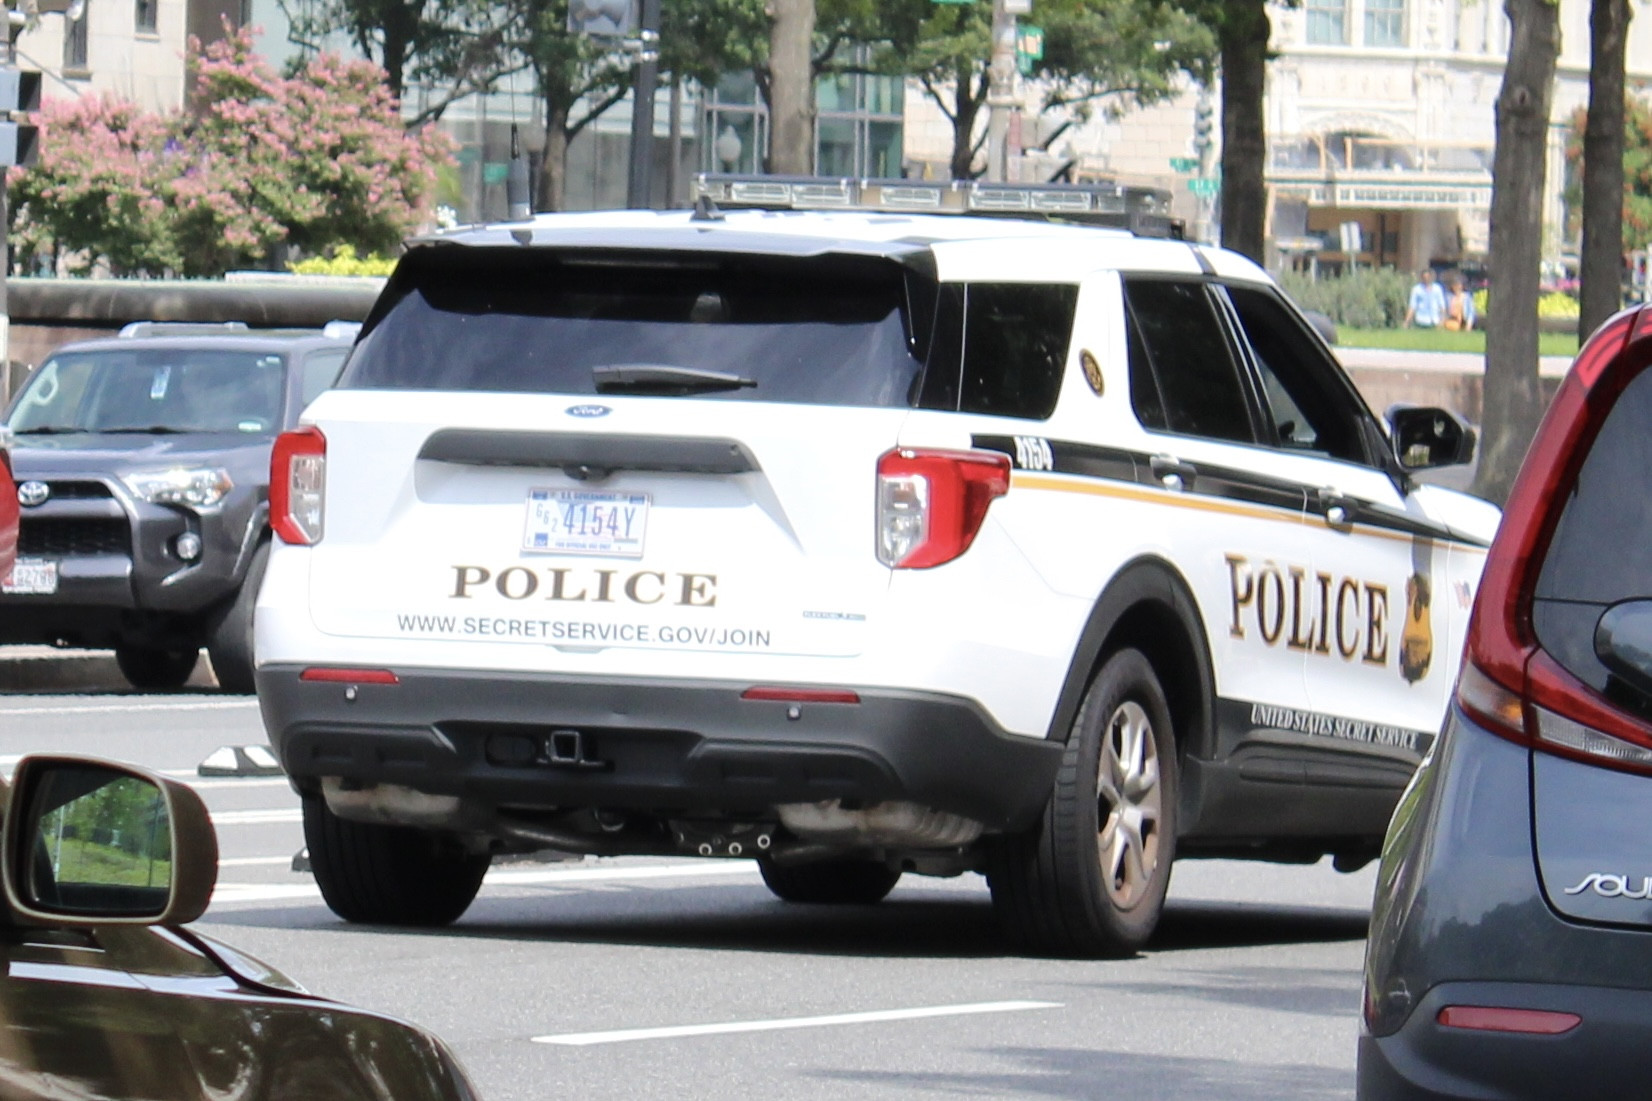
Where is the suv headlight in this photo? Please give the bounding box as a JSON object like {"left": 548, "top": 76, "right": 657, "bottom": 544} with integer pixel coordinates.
{"left": 122, "top": 467, "right": 234, "bottom": 508}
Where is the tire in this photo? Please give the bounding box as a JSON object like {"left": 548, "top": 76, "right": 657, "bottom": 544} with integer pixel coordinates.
{"left": 759, "top": 857, "right": 902, "bottom": 905}
{"left": 207, "top": 541, "right": 268, "bottom": 694}
{"left": 302, "top": 796, "right": 489, "bottom": 926}
{"left": 987, "top": 647, "right": 1178, "bottom": 958}
{"left": 114, "top": 643, "right": 199, "bottom": 692}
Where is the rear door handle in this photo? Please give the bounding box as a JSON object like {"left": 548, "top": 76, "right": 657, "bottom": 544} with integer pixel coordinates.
{"left": 1150, "top": 455, "right": 1196, "bottom": 492}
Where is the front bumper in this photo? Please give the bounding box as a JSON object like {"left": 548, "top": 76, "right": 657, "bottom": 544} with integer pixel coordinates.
{"left": 257, "top": 664, "right": 1064, "bottom": 833}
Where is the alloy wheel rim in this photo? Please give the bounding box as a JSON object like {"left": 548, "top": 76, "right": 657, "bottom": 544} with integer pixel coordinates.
{"left": 1096, "top": 699, "right": 1163, "bottom": 909}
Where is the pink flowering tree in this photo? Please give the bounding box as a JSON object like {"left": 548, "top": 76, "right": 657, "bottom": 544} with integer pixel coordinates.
{"left": 8, "top": 27, "right": 453, "bottom": 278}
{"left": 6, "top": 95, "right": 183, "bottom": 276}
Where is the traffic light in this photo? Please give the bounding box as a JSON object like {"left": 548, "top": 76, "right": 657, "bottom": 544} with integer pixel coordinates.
{"left": 0, "top": 67, "right": 39, "bottom": 168}
{"left": 1192, "top": 98, "right": 1214, "bottom": 159}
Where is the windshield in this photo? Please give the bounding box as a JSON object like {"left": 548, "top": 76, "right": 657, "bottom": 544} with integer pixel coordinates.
{"left": 7, "top": 350, "right": 288, "bottom": 435}
{"left": 342, "top": 248, "right": 927, "bottom": 407}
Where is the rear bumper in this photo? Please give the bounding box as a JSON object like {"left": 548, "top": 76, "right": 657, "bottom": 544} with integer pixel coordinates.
{"left": 256, "top": 664, "right": 1064, "bottom": 833}
{"left": 1358, "top": 981, "right": 1652, "bottom": 1100}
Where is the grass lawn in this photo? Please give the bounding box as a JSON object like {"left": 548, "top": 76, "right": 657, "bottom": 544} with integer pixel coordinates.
{"left": 1338, "top": 327, "right": 1581, "bottom": 357}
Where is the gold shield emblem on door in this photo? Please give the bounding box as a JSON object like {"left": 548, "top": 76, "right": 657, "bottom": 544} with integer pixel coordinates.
{"left": 1400, "top": 573, "right": 1433, "bottom": 683}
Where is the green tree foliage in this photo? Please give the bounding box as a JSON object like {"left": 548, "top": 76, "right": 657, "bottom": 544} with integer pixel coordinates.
{"left": 1564, "top": 94, "right": 1652, "bottom": 252}
{"left": 7, "top": 28, "right": 451, "bottom": 278}
{"left": 864, "top": 0, "right": 1214, "bottom": 179}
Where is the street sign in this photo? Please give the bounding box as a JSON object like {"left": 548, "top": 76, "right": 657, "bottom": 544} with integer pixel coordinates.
{"left": 1015, "top": 26, "right": 1043, "bottom": 75}
{"left": 567, "top": 0, "right": 637, "bottom": 35}
{"left": 1169, "top": 156, "right": 1198, "bottom": 174}
{"left": 1004, "top": 0, "right": 1031, "bottom": 12}
{"left": 1187, "top": 177, "right": 1219, "bottom": 197}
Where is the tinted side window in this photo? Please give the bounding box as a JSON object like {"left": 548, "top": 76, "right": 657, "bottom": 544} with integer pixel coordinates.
{"left": 1123, "top": 279, "right": 1254, "bottom": 444}
{"left": 1533, "top": 366, "right": 1652, "bottom": 695}
{"left": 1224, "top": 285, "right": 1372, "bottom": 465}
{"left": 960, "top": 284, "right": 1075, "bottom": 419}
{"left": 915, "top": 283, "right": 1076, "bottom": 420}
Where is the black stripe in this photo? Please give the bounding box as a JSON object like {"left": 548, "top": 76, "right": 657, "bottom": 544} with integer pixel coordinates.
{"left": 972, "top": 433, "right": 1490, "bottom": 549}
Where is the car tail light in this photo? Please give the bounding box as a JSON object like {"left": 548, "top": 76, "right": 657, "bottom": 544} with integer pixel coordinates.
{"left": 876, "top": 448, "right": 1011, "bottom": 569}
{"left": 271, "top": 426, "right": 326, "bottom": 545}
{"left": 1458, "top": 307, "right": 1652, "bottom": 772}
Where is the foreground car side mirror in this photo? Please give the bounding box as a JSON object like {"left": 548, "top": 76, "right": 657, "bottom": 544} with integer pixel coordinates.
{"left": 3, "top": 756, "right": 217, "bottom": 926}
{"left": 1596, "top": 600, "right": 1652, "bottom": 702}
{"left": 1386, "top": 404, "right": 1477, "bottom": 470}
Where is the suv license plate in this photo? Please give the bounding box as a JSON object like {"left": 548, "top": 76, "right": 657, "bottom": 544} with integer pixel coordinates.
{"left": 523, "top": 489, "right": 649, "bottom": 557}
{"left": 2, "top": 558, "right": 59, "bottom": 595}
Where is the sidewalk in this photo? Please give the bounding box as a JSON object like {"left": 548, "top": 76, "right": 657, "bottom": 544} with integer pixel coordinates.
{"left": 1335, "top": 345, "right": 1574, "bottom": 379}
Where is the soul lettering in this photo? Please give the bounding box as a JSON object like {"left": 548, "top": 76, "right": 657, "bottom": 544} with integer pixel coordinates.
{"left": 1226, "top": 553, "right": 1388, "bottom": 666}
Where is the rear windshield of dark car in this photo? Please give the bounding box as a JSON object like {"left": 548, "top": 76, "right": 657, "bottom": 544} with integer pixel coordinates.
{"left": 342, "top": 247, "right": 1076, "bottom": 419}
{"left": 1534, "top": 365, "right": 1652, "bottom": 698}
{"left": 7, "top": 349, "right": 288, "bottom": 435}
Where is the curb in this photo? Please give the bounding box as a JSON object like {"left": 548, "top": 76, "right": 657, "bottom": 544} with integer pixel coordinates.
{"left": 0, "top": 646, "right": 220, "bottom": 693}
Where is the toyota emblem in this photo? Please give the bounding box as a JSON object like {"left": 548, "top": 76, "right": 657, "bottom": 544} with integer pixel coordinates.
{"left": 17, "top": 481, "right": 49, "bottom": 508}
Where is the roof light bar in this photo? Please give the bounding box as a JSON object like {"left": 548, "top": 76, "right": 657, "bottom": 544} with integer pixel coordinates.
{"left": 692, "top": 173, "right": 1181, "bottom": 237}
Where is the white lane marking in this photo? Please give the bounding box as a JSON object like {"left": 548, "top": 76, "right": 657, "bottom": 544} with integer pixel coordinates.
{"left": 207, "top": 860, "right": 762, "bottom": 907}
{"left": 218, "top": 856, "right": 296, "bottom": 868}
{"left": 210, "top": 809, "right": 303, "bottom": 826}
{"left": 0, "top": 700, "right": 258, "bottom": 717}
{"left": 532, "top": 1001, "right": 1064, "bottom": 1047}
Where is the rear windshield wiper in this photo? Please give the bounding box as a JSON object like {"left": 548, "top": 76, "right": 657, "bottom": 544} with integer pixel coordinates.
{"left": 592, "top": 364, "right": 757, "bottom": 396}
{"left": 11, "top": 425, "right": 85, "bottom": 435}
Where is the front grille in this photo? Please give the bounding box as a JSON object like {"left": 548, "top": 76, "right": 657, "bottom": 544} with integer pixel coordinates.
{"left": 19, "top": 518, "right": 132, "bottom": 557}
{"left": 41, "top": 481, "right": 116, "bottom": 500}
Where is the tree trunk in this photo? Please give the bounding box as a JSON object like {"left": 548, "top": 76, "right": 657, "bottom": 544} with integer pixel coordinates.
{"left": 1474, "top": 0, "right": 1560, "bottom": 505}
{"left": 1579, "top": 0, "right": 1630, "bottom": 339}
{"left": 536, "top": 96, "right": 571, "bottom": 213}
{"left": 950, "top": 68, "right": 984, "bottom": 179}
{"left": 1218, "top": 0, "right": 1268, "bottom": 263}
{"left": 766, "top": 0, "right": 815, "bottom": 174}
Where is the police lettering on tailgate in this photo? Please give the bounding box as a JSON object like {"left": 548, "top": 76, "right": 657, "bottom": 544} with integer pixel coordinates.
{"left": 448, "top": 565, "right": 718, "bottom": 607}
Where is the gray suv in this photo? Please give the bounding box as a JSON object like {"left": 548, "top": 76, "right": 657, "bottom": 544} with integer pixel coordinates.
{"left": 0, "top": 323, "right": 354, "bottom": 691}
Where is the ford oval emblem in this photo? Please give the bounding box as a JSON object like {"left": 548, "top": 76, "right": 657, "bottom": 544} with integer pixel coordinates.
{"left": 566, "top": 404, "right": 612, "bottom": 419}
{"left": 17, "top": 481, "right": 49, "bottom": 508}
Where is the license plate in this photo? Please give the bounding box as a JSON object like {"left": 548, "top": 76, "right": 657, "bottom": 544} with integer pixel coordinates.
{"left": 522, "top": 489, "right": 649, "bottom": 557}
{"left": 2, "top": 558, "right": 58, "bottom": 595}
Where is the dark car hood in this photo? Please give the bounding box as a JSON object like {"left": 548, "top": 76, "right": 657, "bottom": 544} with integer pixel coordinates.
{"left": 0, "top": 929, "right": 480, "bottom": 1101}
{"left": 7, "top": 432, "right": 273, "bottom": 480}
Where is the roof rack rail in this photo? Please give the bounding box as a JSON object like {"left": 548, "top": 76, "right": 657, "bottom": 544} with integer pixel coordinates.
{"left": 117, "top": 321, "right": 251, "bottom": 339}
{"left": 691, "top": 173, "right": 1183, "bottom": 238}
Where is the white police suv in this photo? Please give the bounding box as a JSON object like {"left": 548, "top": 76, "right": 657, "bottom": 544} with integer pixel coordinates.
{"left": 255, "top": 176, "right": 1499, "bottom": 956}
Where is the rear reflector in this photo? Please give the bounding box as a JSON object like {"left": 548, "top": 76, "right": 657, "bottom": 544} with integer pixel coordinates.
{"left": 300, "top": 667, "right": 399, "bottom": 685}
{"left": 1437, "top": 1005, "right": 1581, "bottom": 1035}
{"left": 741, "top": 686, "right": 861, "bottom": 704}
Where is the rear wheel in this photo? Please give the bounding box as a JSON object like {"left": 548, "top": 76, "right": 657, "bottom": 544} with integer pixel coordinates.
{"left": 759, "top": 857, "right": 901, "bottom": 904}
{"left": 207, "top": 541, "right": 268, "bottom": 694}
{"left": 114, "top": 643, "right": 199, "bottom": 692}
{"left": 302, "top": 796, "right": 489, "bottom": 925}
{"left": 987, "top": 647, "right": 1178, "bottom": 958}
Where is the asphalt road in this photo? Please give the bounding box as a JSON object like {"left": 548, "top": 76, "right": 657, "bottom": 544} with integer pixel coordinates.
{"left": 0, "top": 679, "right": 1377, "bottom": 1100}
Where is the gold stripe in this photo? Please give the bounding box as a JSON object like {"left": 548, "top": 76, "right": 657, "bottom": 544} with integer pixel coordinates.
{"left": 1009, "top": 472, "right": 1488, "bottom": 553}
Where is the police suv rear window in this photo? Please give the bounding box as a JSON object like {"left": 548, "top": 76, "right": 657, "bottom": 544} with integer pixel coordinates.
{"left": 343, "top": 249, "right": 925, "bottom": 408}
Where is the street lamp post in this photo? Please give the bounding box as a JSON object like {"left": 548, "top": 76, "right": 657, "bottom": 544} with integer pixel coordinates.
{"left": 984, "top": 0, "right": 1017, "bottom": 182}
{"left": 625, "top": 0, "right": 660, "bottom": 208}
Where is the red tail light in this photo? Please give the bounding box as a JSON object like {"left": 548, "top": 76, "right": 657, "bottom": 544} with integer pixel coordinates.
{"left": 876, "top": 448, "right": 1011, "bottom": 569}
{"left": 271, "top": 426, "right": 326, "bottom": 545}
{"left": 1458, "top": 307, "right": 1652, "bottom": 772}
